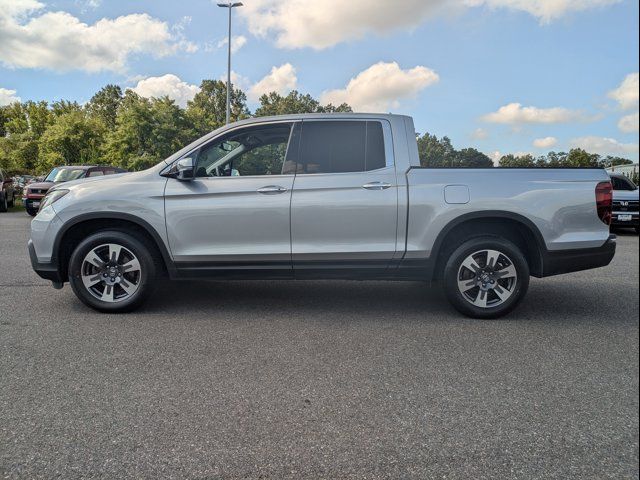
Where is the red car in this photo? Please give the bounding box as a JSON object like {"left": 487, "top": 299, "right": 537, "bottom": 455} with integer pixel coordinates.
{"left": 0, "top": 168, "right": 16, "bottom": 212}
{"left": 23, "top": 165, "right": 127, "bottom": 216}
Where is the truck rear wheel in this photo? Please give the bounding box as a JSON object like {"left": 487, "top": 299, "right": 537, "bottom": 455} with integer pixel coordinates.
{"left": 68, "top": 230, "right": 157, "bottom": 313}
{"left": 442, "top": 236, "right": 529, "bottom": 319}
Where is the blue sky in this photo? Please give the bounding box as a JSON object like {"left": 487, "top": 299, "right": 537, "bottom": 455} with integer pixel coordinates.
{"left": 1, "top": 0, "right": 638, "bottom": 162}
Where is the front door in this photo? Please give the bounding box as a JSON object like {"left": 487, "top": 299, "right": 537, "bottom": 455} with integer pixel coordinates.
{"left": 164, "top": 121, "right": 298, "bottom": 277}
{"left": 290, "top": 120, "right": 399, "bottom": 276}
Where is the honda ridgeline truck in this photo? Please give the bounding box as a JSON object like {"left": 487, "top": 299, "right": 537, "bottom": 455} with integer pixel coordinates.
{"left": 28, "top": 114, "right": 616, "bottom": 318}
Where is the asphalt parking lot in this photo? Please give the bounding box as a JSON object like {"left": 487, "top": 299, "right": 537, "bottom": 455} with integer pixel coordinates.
{"left": 1, "top": 211, "right": 638, "bottom": 479}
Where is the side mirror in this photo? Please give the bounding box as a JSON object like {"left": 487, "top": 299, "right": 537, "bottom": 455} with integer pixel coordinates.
{"left": 176, "top": 157, "right": 195, "bottom": 181}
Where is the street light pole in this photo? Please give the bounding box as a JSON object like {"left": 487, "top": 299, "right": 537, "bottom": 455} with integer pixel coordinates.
{"left": 217, "top": 2, "right": 243, "bottom": 124}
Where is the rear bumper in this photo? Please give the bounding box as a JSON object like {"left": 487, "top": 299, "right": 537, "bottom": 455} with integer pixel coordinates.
{"left": 540, "top": 234, "right": 617, "bottom": 277}
{"left": 610, "top": 212, "right": 639, "bottom": 227}
{"left": 28, "top": 239, "right": 63, "bottom": 283}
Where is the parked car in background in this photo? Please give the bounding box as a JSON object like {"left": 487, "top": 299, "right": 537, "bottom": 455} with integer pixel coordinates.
{"left": 609, "top": 173, "right": 639, "bottom": 233}
{"left": 29, "top": 114, "right": 616, "bottom": 318}
{"left": 0, "top": 168, "right": 16, "bottom": 212}
{"left": 23, "top": 165, "right": 127, "bottom": 216}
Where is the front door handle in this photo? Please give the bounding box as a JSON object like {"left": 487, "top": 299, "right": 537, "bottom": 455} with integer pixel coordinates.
{"left": 362, "top": 181, "right": 392, "bottom": 190}
{"left": 257, "top": 185, "right": 288, "bottom": 194}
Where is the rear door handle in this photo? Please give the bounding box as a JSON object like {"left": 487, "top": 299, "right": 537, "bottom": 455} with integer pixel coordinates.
{"left": 257, "top": 185, "right": 288, "bottom": 194}
{"left": 362, "top": 181, "right": 392, "bottom": 190}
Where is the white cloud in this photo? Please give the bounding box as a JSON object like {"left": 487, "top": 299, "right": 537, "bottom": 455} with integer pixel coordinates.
{"left": 131, "top": 74, "right": 199, "bottom": 108}
{"left": 239, "top": 0, "right": 620, "bottom": 49}
{"left": 0, "top": 87, "right": 21, "bottom": 106}
{"left": 466, "top": 0, "right": 621, "bottom": 24}
{"left": 471, "top": 128, "right": 489, "bottom": 140}
{"left": 608, "top": 73, "right": 639, "bottom": 110}
{"left": 248, "top": 63, "right": 298, "bottom": 101}
{"left": 570, "top": 136, "right": 639, "bottom": 155}
{"left": 75, "top": 0, "right": 101, "bottom": 12}
{"left": 533, "top": 136, "right": 558, "bottom": 149}
{"left": 618, "top": 112, "right": 639, "bottom": 134}
{"left": 217, "top": 35, "right": 248, "bottom": 54}
{"left": 240, "top": 0, "right": 449, "bottom": 50}
{"left": 0, "top": 0, "right": 195, "bottom": 73}
{"left": 482, "top": 102, "right": 589, "bottom": 124}
{"left": 320, "top": 61, "right": 439, "bottom": 112}
{"left": 488, "top": 150, "right": 502, "bottom": 166}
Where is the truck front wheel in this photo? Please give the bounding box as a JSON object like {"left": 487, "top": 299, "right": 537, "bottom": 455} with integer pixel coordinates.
{"left": 442, "top": 236, "right": 530, "bottom": 319}
{"left": 68, "top": 230, "right": 157, "bottom": 313}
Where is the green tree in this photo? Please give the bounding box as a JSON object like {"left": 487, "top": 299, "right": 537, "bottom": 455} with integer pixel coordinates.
{"left": 148, "top": 96, "right": 194, "bottom": 160}
{"left": 51, "top": 100, "right": 83, "bottom": 117}
{"left": 455, "top": 148, "right": 493, "bottom": 168}
{"left": 565, "top": 148, "right": 600, "bottom": 167}
{"left": 24, "top": 101, "right": 53, "bottom": 138}
{"left": 102, "top": 91, "right": 154, "bottom": 169}
{"left": 416, "top": 133, "right": 457, "bottom": 167}
{"left": 86, "top": 84, "right": 123, "bottom": 129}
{"left": 186, "top": 80, "right": 249, "bottom": 136}
{"left": 2, "top": 102, "right": 30, "bottom": 135}
{"left": 0, "top": 134, "right": 39, "bottom": 173}
{"left": 0, "top": 105, "right": 8, "bottom": 137}
{"left": 600, "top": 156, "right": 633, "bottom": 168}
{"left": 103, "top": 93, "right": 194, "bottom": 170}
{"left": 498, "top": 153, "right": 546, "bottom": 167}
{"left": 38, "top": 110, "right": 105, "bottom": 171}
{"left": 254, "top": 90, "right": 352, "bottom": 117}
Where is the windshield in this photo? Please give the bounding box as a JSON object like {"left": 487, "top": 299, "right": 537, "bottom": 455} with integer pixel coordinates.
{"left": 611, "top": 175, "right": 638, "bottom": 191}
{"left": 44, "top": 167, "right": 86, "bottom": 183}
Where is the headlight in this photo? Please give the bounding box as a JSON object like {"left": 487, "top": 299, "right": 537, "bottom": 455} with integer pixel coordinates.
{"left": 39, "top": 189, "right": 69, "bottom": 211}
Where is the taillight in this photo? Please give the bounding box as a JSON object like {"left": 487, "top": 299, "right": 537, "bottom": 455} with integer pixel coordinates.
{"left": 595, "top": 181, "right": 613, "bottom": 225}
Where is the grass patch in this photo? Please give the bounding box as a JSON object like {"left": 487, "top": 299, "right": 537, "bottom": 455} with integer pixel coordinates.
{"left": 8, "top": 195, "right": 26, "bottom": 213}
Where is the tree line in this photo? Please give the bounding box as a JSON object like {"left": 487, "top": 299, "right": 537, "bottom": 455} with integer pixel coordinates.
{"left": 417, "top": 133, "right": 634, "bottom": 169}
{"left": 0, "top": 80, "right": 635, "bottom": 175}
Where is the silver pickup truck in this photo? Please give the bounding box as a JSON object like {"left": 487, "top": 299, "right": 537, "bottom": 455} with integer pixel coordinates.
{"left": 28, "top": 113, "right": 616, "bottom": 318}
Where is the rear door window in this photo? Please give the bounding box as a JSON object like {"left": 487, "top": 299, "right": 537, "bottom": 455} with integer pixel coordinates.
{"left": 298, "top": 121, "right": 387, "bottom": 174}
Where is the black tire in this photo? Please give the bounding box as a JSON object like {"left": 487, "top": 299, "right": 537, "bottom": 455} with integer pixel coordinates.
{"left": 26, "top": 208, "right": 38, "bottom": 217}
{"left": 0, "top": 192, "right": 7, "bottom": 212}
{"left": 68, "top": 230, "right": 158, "bottom": 313}
{"left": 442, "top": 236, "right": 530, "bottom": 319}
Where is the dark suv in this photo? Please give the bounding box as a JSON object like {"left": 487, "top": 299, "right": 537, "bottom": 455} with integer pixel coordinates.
{"left": 23, "top": 165, "right": 127, "bottom": 216}
{"left": 0, "top": 168, "right": 16, "bottom": 212}
{"left": 609, "top": 173, "right": 639, "bottom": 233}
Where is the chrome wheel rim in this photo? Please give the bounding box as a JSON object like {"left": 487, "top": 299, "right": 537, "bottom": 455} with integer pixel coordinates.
{"left": 457, "top": 249, "right": 518, "bottom": 308}
{"left": 81, "top": 243, "right": 141, "bottom": 303}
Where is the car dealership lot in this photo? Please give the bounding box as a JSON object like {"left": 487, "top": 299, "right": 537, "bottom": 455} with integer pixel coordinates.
{"left": 1, "top": 211, "right": 638, "bottom": 479}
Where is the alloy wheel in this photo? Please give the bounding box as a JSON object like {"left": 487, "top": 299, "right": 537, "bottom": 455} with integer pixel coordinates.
{"left": 80, "top": 243, "right": 142, "bottom": 303}
{"left": 456, "top": 249, "right": 518, "bottom": 308}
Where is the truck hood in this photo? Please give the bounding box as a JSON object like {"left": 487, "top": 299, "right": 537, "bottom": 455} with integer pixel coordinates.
{"left": 612, "top": 189, "right": 639, "bottom": 201}
{"left": 49, "top": 172, "right": 132, "bottom": 192}
{"left": 25, "top": 181, "right": 54, "bottom": 191}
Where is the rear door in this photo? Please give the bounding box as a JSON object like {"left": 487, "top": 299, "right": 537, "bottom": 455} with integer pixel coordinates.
{"left": 290, "top": 119, "right": 399, "bottom": 276}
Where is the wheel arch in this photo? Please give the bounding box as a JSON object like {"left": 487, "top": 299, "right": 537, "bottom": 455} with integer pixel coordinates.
{"left": 430, "top": 211, "right": 546, "bottom": 280}
{"left": 53, "top": 213, "right": 174, "bottom": 282}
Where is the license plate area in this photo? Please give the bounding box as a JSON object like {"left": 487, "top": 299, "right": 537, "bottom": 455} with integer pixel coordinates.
{"left": 618, "top": 214, "right": 632, "bottom": 221}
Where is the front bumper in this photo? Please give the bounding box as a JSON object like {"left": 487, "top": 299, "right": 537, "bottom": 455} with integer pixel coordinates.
{"left": 540, "top": 234, "right": 617, "bottom": 277}
{"left": 28, "top": 239, "right": 63, "bottom": 283}
{"left": 23, "top": 197, "right": 44, "bottom": 211}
